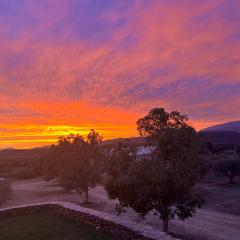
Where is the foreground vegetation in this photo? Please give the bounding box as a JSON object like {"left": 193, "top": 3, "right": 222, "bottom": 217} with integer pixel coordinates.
{"left": 0, "top": 179, "right": 12, "bottom": 205}
{"left": 39, "top": 108, "right": 207, "bottom": 233}
{"left": 0, "top": 213, "right": 115, "bottom": 240}
{"left": 105, "top": 108, "right": 205, "bottom": 232}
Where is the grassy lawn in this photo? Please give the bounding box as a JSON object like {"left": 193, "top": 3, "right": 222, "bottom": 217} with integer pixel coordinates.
{"left": 0, "top": 213, "right": 116, "bottom": 240}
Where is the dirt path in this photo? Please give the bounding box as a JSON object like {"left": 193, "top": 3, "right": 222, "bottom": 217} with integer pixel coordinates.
{"left": 2, "top": 178, "right": 240, "bottom": 240}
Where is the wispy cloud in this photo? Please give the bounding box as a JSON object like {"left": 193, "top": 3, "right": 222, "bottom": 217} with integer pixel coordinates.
{"left": 0, "top": 0, "right": 239, "bottom": 147}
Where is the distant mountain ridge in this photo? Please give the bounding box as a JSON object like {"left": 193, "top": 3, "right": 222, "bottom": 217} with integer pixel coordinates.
{"left": 102, "top": 137, "right": 146, "bottom": 146}
{"left": 202, "top": 121, "right": 240, "bottom": 132}
{"left": 199, "top": 120, "right": 240, "bottom": 146}
{"left": 0, "top": 148, "right": 49, "bottom": 161}
{"left": 199, "top": 131, "right": 240, "bottom": 146}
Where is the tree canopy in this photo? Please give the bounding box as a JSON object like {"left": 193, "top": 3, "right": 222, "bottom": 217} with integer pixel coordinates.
{"left": 42, "top": 130, "right": 103, "bottom": 203}
{"left": 105, "top": 108, "right": 204, "bottom": 232}
{"left": 137, "top": 108, "right": 189, "bottom": 138}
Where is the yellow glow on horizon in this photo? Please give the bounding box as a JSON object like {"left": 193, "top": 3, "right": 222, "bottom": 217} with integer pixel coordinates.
{"left": 0, "top": 123, "right": 138, "bottom": 149}
{"left": 0, "top": 117, "right": 226, "bottom": 149}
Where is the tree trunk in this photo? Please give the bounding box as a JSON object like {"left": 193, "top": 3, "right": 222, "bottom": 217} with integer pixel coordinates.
{"left": 85, "top": 188, "right": 89, "bottom": 203}
{"left": 162, "top": 219, "right": 169, "bottom": 233}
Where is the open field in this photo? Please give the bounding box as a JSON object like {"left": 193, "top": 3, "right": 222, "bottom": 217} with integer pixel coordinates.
{"left": 0, "top": 213, "right": 115, "bottom": 240}
{"left": 1, "top": 178, "right": 240, "bottom": 240}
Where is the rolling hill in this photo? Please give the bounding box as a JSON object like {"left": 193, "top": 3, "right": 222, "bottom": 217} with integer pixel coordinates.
{"left": 200, "top": 120, "right": 240, "bottom": 146}
{"left": 0, "top": 147, "right": 50, "bottom": 161}
{"left": 202, "top": 121, "right": 240, "bottom": 132}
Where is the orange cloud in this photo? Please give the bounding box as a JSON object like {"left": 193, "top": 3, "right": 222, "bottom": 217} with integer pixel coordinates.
{"left": 0, "top": 0, "right": 239, "bottom": 148}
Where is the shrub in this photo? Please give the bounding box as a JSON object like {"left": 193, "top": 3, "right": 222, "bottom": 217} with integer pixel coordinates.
{"left": 0, "top": 179, "right": 12, "bottom": 205}
{"left": 215, "top": 159, "right": 240, "bottom": 184}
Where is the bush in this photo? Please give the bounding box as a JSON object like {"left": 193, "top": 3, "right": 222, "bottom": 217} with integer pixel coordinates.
{"left": 215, "top": 159, "right": 240, "bottom": 184}
{"left": 11, "top": 166, "right": 38, "bottom": 180}
{"left": 0, "top": 179, "right": 12, "bottom": 205}
{"left": 0, "top": 158, "right": 41, "bottom": 180}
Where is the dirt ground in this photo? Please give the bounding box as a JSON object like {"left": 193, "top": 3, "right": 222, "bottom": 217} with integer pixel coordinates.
{"left": 1, "top": 178, "right": 240, "bottom": 240}
{"left": 202, "top": 175, "right": 240, "bottom": 216}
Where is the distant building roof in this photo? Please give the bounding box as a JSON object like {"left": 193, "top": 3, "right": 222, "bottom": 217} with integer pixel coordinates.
{"left": 136, "top": 146, "right": 155, "bottom": 156}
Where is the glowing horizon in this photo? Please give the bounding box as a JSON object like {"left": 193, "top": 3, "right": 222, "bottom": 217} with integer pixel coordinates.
{"left": 0, "top": 117, "right": 225, "bottom": 149}
{"left": 0, "top": 0, "right": 239, "bottom": 148}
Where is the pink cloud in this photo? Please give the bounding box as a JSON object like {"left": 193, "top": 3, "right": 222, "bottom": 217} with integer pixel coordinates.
{"left": 0, "top": 0, "right": 239, "bottom": 147}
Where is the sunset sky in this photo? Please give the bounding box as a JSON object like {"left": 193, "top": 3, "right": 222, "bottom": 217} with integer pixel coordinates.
{"left": 0, "top": 0, "right": 240, "bottom": 148}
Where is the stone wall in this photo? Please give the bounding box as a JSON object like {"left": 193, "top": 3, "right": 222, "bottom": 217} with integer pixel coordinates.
{"left": 0, "top": 203, "right": 156, "bottom": 240}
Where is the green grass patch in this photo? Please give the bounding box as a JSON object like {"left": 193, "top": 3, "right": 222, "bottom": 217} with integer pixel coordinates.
{"left": 0, "top": 213, "right": 117, "bottom": 240}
